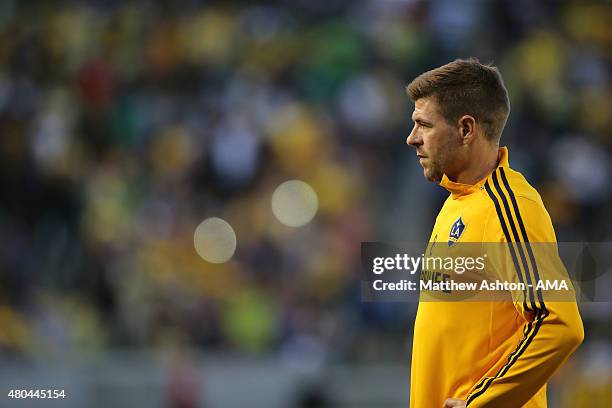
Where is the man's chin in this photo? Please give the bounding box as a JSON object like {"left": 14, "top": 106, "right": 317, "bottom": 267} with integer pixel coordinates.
{"left": 423, "top": 168, "right": 442, "bottom": 183}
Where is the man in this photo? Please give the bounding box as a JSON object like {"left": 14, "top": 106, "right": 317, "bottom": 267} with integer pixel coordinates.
{"left": 405, "top": 59, "right": 584, "bottom": 407}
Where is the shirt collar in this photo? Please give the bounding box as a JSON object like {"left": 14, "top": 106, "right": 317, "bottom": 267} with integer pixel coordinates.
{"left": 439, "top": 146, "right": 509, "bottom": 198}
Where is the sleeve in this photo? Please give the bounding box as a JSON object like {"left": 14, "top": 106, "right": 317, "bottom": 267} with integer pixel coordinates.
{"left": 467, "top": 196, "right": 584, "bottom": 407}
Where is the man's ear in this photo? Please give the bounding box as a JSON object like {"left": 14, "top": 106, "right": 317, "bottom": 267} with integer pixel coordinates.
{"left": 458, "top": 115, "right": 476, "bottom": 145}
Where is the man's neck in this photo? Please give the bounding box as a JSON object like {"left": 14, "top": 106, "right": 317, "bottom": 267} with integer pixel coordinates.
{"left": 448, "top": 147, "right": 500, "bottom": 185}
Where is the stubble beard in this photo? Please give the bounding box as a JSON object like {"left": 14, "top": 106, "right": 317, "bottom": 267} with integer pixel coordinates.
{"left": 423, "top": 159, "right": 444, "bottom": 183}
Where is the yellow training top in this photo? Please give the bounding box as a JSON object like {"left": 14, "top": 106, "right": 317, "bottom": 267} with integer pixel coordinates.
{"left": 410, "top": 147, "right": 584, "bottom": 408}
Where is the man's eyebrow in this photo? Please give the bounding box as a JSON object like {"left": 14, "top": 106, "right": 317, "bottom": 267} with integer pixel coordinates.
{"left": 412, "top": 116, "right": 433, "bottom": 126}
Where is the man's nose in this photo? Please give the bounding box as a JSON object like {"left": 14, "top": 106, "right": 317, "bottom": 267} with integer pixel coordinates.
{"left": 406, "top": 126, "right": 420, "bottom": 147}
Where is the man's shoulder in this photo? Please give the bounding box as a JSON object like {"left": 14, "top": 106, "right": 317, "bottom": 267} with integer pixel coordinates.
{"left": 498, "top": 166, "right": 546, "bottom": 209}
{"left": 493, "top": 166, "right": 556, "bottom": 241}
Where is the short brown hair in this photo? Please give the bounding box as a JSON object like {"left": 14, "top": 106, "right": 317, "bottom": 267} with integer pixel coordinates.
{"left": 406, "top": 58, "right": 510, "bottom": 141}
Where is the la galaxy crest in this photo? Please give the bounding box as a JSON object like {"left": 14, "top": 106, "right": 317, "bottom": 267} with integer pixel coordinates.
{"left": 448, "top": 216, "right": 466, "bottom": 246}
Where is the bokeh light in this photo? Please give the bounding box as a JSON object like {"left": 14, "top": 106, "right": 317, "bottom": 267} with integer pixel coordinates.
{"left": 193, "top": 217, "right": 237, "bottom": 263}
{"left": 271, "top": 180, "right": 319, "bottom": 227}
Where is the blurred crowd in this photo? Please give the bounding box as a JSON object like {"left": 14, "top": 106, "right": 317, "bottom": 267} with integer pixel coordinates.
{"left": 0, "top": 0, "right": 611, "bottom": 402}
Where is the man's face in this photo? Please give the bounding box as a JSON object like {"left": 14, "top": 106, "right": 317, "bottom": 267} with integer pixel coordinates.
{"left": 406, "top": 97, "right": 461, "bottom": 182}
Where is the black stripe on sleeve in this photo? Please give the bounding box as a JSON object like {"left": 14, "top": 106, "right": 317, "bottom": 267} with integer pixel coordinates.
{"left": 491, "top": 171, "right": 538, "bottom": 311}
{"left": 466, "top": 315, "right": 535, "bottom": 399}
{"left": 484, "top": 179, "right": 532, "bottom": 311}
{"left": 498, "top": 167, "right": 548, "bottom": 313}
{"left": 466, "top": 309, "right": 545, "bottom": 406}
{"left": 467, "top": 169, "right": 551, "bottom": 405}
